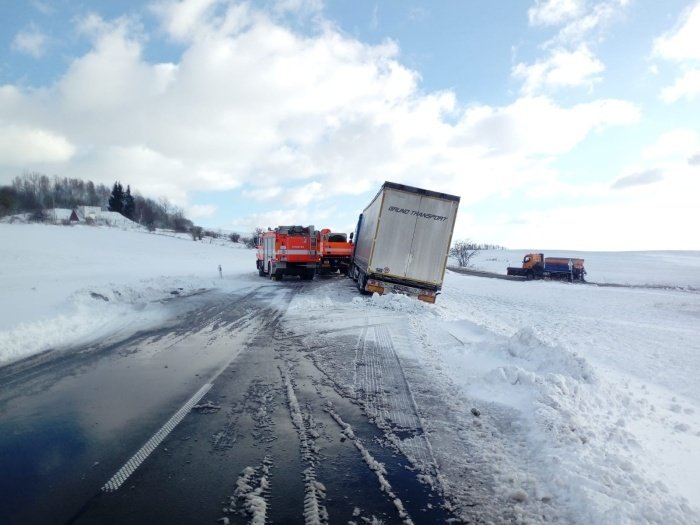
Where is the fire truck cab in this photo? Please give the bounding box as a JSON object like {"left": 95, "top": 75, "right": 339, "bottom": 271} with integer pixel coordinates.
{"left": 256, "top": 225, "right": 317, "bottom": 281}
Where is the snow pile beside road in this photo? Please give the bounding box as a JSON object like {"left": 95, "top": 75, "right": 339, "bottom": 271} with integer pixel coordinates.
{"left": 365, "top": 292, "right": 434, "bottom": 313}
{"left": 440, "top": 324, "right": 693, "bottom": 522}
{"left": 0, "top": 223, "right": 254, "bottom": 364}
{"left": 426, "top": 273, "right": 700, "bottom": 522}
{"left": 1, "top": 282, "right": 164, "bottom": 363}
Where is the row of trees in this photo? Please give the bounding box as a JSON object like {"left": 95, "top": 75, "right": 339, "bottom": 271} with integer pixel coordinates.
{"left": 0, "top": 173, "right": 196, "bottom": 233}
{"left": 0, "top": 173, "right": 111, "bottom": 216}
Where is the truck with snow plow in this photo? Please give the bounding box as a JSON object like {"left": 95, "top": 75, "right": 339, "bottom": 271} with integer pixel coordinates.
{"left": 256, "top": 225, "right": 317, "bottom": 281}
{"left": 507, "top": 253, "right": 586, "bottom": 282}
{"left": 349, "top": 181, "right": 460, "bottom": 303}
{"left": 316, "top": 228, "right": 353, "bottom": 275}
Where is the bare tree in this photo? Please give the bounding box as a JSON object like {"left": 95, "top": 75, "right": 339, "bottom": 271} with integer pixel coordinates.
{"left": 450, "top": 239, "right": 478, "bottom": 268}
{"left": 242, "top": 228, "right": 264, "bottom": 248}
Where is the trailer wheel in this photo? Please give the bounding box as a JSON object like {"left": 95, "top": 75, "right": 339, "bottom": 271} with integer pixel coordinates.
{"left": 357, "top": 271, "right": 370, "bottom": 295}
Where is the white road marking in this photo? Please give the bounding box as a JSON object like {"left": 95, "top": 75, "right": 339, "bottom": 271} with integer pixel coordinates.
{"left": 102, "top": 382, "right": 213, "bottom": 492}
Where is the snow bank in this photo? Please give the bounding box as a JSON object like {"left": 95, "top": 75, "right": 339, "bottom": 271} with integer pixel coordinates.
{"left": 429, "top": 272, "right": 700, "bottom": 522}
{"left": 0, "top": 223, "right": 254, "bottom": 364}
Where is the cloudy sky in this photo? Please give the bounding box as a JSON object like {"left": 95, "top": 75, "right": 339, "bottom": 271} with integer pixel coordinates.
{"left": 1, "top": 0, "right": 699, "bottom": 250}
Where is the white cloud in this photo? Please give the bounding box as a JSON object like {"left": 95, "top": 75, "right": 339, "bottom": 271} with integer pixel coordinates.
{"left": 0, "top": 125, "right": 75, "bottom": 165}
{"left": 495, "top": 160, "right": 700, "bottom": 250}
{"left": 652, "top": 2, "right": 700, "bottom": 62}
{"left": 0, "top": 2, "right": 643, "bottom": 242}
{"left": 187, "top": 204, "right": 218, "bottom": 219}
{"left": 515, "top": 1, "right": 631, "bottom": 95}
{"left": 234, "top": 206, "right": 335, "bottom": 233}
{"left": 12, "top": 26, "right": 48, "bottom": 58}
{"left": 31, "top": 1, "right": 54, "bottom": 15}
{"left": 242, "top": 186, "right": 284, "bottom": 202}
{"left": 528, "top": 0, "right": 585, "bottom": 26}
{"left": 513, "top": 45, "right": 605, "bottom": 94}
{"left": 370, "top": 5, "right": 379, "bottom": 30}
{"left": 642, "top": 128, "right": 700, "bottom": 160}
{"left": 150, "top": 0, "right": 223, "bottom": 41}
{"left": 660, "top": 68, "right": 700, "bottom": 103}
{"left": 273, "top": 0, "right": 324, "bottom": 17}
{"left": 554, "top": 2, "right": 622, "bottom": 44}
{"left": 57, "top": 15, "right": 176, "bottom": 114}
{"left": 241, "top": 182, "right": 324, "bottom": 206}
{"left": 457, "top": 96, "right": 639, "bottom": 158}
{"left": 652, "top": 3, "right": 700, "bottom": 104}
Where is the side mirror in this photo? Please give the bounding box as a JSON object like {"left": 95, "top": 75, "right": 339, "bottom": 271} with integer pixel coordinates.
{"left": 349, "top": 232, "right": 354, "bottom": 241}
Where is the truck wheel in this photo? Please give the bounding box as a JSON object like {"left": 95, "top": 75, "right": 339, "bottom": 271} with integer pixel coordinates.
{"left": 357, "top": 272, "right": 370, "bottom": 295}
{"left": 526, "top": 270, "right": 534, "bottom": 280}
{"left": 258, "top": 262, "right": 266, "bottom": 277}
{"left": 302, "top": 269, "right": 315, "bottom": 281}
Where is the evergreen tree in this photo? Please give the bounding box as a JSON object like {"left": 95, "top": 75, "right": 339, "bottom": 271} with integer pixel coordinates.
{"left": 108, "top": 182, "right": 124, "bottom": 213}
{"left": 123, "top": 185, "right": 135, "bottom": 219}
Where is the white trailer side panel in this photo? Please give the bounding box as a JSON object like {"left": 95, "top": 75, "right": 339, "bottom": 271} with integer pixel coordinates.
{"left": 404, "top": 195, "right": 459, "bottom": 284}
{"left": 368, "top": 189, "right": 422, "bottom": 277}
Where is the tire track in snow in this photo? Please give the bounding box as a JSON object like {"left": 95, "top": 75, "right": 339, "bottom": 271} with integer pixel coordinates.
{"left": 325, "top": 403, "right": 415, "bottom": 525}
{"left": 280, "top": 366, "right": 329, "bottom": 525}
{"left": 355, "top": 324, "right": 441, "bottom": 479}
{"left": 224, "top": 455, "right": 272, "bottom": 525}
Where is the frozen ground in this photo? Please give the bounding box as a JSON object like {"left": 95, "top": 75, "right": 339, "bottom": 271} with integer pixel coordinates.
{"left": 1, "top": 222, "right": 699, "bottom": 523}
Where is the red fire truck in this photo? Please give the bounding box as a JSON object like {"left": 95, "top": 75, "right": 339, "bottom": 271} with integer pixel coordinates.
{"left": 256, "top": 225, "right": 318, "bottom": 281}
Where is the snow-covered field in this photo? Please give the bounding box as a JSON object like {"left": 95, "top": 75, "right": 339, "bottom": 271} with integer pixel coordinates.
{"left": 1, "top": 223, "right": 699, "bottom": 523}
{"left": 0, "top": 223, "right": 253, "bottom": 363}
{"left": 468, "top": 248, "right": 700, "bottom": 289}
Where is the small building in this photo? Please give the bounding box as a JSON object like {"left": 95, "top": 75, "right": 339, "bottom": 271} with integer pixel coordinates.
{"left": 78, "top": 206, "right": 102, "bottom": 221}
{"left": 46, "top": 208, "right": 74, "bottom": 222}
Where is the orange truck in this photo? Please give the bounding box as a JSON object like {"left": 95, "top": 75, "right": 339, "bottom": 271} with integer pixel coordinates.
{"left": 507, "top": 253, "right": 586, "bottom": 282}
{"left": 316, "top": 229, "right": 352, "bottom": 275}
{"left": 256, "top": 225, "right": 317, "bottom": 281}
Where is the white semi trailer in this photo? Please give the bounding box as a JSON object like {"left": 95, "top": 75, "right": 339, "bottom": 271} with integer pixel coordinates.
{"left": 349, "top": 181, "right": 460, "bottom": 303}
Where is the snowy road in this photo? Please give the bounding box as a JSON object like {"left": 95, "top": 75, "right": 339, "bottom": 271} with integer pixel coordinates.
{"left": 0, "top": 279, "right": 464, "bottom": 525}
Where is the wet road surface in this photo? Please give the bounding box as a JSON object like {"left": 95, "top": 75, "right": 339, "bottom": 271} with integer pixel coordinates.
{"left": 0, "top": 280, "right": 457, "bottom": 524}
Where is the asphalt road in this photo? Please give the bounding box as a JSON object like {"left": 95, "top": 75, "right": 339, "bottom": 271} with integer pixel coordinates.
{"left": 0, "top": 279, "right": 456, "bottom": 525}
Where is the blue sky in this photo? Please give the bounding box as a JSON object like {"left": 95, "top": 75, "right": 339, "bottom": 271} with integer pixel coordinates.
{"left": 1, "top": 0, "right": 699, "bottom": 250}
